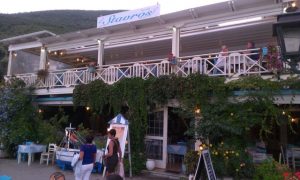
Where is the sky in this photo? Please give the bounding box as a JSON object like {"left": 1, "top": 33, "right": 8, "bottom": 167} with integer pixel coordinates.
{"left": 0, "top": 0, "right": 228, "bottom": 14}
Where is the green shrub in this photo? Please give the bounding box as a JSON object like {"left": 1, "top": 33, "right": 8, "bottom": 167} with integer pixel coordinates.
{"left": 253, "top": 158, "right": 290, "bottom": 180}
{"left": 124, "top": 152, "right": 146, "bottom": 176}
{"left": 184, "top": 150, "right": 199, "bottom": 175}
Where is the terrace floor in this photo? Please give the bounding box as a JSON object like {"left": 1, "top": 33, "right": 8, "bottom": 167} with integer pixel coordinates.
{"left": 0, "top": 158, "right": 178, "bottom": 180}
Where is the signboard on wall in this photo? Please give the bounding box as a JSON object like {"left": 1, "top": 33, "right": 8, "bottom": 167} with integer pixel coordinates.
{"left": 97, "top": 4, "right": 160, "bottom": 28}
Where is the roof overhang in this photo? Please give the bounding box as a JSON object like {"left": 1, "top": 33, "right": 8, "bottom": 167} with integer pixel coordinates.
{"left": 0, "top": 30, "right": 56, "bottom": 46}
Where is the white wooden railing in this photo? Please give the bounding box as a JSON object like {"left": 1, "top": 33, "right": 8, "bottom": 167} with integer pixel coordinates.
{"left": 9, "top": 48, "right": 272, "bottom": 89}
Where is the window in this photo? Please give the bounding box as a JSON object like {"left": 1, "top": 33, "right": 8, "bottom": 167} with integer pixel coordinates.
{"left": 145, "top": 139, "right": 163, "bottom": 160}
{"left": 147, "top": 111, "right": 164, "bottom": 136}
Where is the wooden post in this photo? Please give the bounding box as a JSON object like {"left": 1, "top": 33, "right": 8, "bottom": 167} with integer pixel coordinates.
{"left": 97, "top": 40, "right": 104, "bottom": 67}
{"left": 128, "top": 127, "right": 133, "bottom": 177}
{"left": 39, "top": 47, "right": 47, "bottom": 70}
{"left": 7, "top": 50, "right": 13, "bottom": 76}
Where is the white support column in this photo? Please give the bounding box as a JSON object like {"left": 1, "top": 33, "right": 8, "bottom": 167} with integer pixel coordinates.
{"left": 7, "top": 51, "right": 13, "bottom": 76}
{"left": 172, "top": 27, "right": 180, "bottom": 57}
{"left": 39, "top": 47, "right": 47, "bottom": 70}
{"left": 97, "top": 40, "right": 104, "bottom": 66}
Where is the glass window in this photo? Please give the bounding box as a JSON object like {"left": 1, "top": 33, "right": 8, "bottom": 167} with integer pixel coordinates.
{"left": 147, "top": 111, "right": 164, "bottom": 136}
{"left": 145, "top": 139, "right": 163, "bottom": 160}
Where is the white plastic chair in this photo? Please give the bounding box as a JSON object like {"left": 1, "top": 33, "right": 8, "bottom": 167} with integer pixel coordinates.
{"left": 40, "top": 143, "right": 56, "bottom": 165}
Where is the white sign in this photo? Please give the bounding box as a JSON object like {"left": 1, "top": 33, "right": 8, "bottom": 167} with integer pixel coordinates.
{"left": 97, "top": 4, "right": 160, "bottom": 28}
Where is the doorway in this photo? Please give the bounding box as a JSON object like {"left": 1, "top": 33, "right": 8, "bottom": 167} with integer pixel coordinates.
{"left": 166, "top": 107, "right": 191, "bottom": 173}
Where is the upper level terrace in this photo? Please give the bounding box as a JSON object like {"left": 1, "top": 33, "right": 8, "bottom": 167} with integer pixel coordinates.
{"left": 2, "top": 0, "right": 298, "bottom": 96}
{"left": 9, "top": 48, "right": 273, "bottom": 89}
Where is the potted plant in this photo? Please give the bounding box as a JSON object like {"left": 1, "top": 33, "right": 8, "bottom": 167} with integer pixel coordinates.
{"left": 37, "top": 69, "right": 49, "bottom": 80}
{"left": 264, "top": 45, "right": 283, "bottom": 79}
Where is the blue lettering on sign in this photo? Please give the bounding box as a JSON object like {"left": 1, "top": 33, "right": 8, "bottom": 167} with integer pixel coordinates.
{"left": 97, "top": 5, "right": 159, "bottom": 28}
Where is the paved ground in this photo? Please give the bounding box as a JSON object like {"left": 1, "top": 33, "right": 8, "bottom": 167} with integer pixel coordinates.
{"left": 0, "top": 159, "right": 175, "bottom": 180}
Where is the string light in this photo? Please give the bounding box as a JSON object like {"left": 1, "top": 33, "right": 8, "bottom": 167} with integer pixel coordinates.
{"left": 86, "top": 106, "right": 90, "bottom": 111}
{"left": 38, "top": 109, "right": 42, "bottom": 113}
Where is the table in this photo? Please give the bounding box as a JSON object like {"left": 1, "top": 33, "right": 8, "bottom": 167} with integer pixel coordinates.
{"left": 167, "top": 144, "right": 187, "bottom": 155}
{"left": 17, "top": 144, "right": 46, "bottom": 166}
{"left": 167, "top": 144, "right": 187, "bottom": 165}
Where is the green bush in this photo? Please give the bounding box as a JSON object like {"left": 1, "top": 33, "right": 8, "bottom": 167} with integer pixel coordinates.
{"left": 123, "top": 152, "right": 146, "bottom": 176}
{"left": 253, "top": 158, "right": 289, "bottom": 180}
{"left": 184, "top": 150, "right": 199, "bottom": 175}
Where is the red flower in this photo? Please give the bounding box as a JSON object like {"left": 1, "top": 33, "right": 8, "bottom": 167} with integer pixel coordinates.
{"left": 283, "top": 172, "right": 291, "bottom": 180}
{"left": 295, "top": 172, "right": 300, "bottom": 179}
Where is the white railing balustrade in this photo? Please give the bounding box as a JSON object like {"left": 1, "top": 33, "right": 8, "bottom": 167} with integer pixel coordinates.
{"left": 8, "top": 49, "right": 272, "bottom": 88}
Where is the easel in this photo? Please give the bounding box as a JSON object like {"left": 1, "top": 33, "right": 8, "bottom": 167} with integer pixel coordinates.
{"left": 194, "top": 149, "right": 216, "bottom": 180}
{"left": 102, "top": 114, "right": 132, "bottom": 178}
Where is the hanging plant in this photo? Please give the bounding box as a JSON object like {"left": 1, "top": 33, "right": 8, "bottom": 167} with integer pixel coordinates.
{"left": 264, "top": 45, "right": 283, "bottom": 78}
{"left": 37, "top": 69, "right": 49, "bottom": 80}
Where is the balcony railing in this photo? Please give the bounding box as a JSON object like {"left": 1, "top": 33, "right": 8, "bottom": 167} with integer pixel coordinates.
{"left": 9, "top": 49, "right": 272, "bottom": 89}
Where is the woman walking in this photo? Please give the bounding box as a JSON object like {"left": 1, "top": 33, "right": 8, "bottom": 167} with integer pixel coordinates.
{"left": 103, "top": 129, "right": 122, "bottom": 176}
{"left": 79, "top": 135, "right": 97, "bottom": 180}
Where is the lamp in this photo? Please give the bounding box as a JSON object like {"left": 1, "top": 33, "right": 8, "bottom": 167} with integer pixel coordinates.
{"left": 273, "top": 11, "right": 300, "bottom": 73}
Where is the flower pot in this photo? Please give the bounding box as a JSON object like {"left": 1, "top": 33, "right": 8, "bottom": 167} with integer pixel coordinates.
{"left": 146, "top": 159, "right": 155, "bottom": 171}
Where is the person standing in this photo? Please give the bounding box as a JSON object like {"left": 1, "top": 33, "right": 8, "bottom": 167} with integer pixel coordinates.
{"left": 79, "top": 135, "right": 97, "bottom": 180}
{"left": 214, "top": 45, "right": 229, "bottom": 74}
{"left": 246, "top": 41, "right": 260, "bottom": 61}
{"left": 103, "top": 129, "right": 122, "bottom": 176}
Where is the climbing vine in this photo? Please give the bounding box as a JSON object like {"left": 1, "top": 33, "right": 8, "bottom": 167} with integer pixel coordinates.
{"left": 73, "top": 74, "right": 300, "bottom": 176}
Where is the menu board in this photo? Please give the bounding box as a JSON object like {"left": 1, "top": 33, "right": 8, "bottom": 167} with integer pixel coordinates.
{"left": 194, "top": 149, "right": 216, "bottom": 180}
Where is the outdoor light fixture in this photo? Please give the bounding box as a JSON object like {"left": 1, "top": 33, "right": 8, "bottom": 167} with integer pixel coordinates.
{"left": 273, "top": 11, "right": 300, "bottom": 73}
{"left": 195, "top": 108, "right": 201, "bottom": 114}
{"left": 86, "top": 106, "right": 90, "bottom": 111}
{"left": 283, "top": 0, "right": 298, "bottom": 13}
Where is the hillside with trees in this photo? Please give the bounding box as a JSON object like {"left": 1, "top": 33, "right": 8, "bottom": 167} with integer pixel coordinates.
{"left": 0, "top": 10, "right": 122, "bottom": 79}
